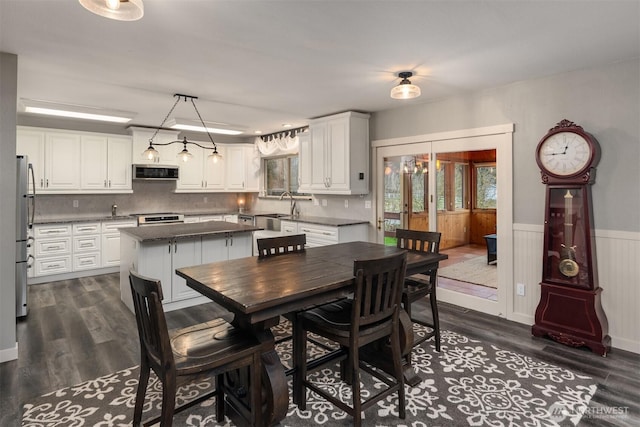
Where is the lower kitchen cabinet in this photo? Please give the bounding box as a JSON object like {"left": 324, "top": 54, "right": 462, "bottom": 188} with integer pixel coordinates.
{"left": 280, "top": 220, "right": 367, "bottom": 247}
{"left": 101, "top": 220, "right": 137, "bottom": 267}
{"left": 120, "top": 231, "right": 253, "bottom": 312}
{"left": 33, "top": 224, "right": 73, "bottom": 276}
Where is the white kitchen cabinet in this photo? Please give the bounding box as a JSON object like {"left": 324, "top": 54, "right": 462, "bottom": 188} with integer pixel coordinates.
{"left": 225, "top": 145, "right": 246, "bottom": 190}
{"left": 297, "top": 132, "right": 312, "bottom": 190}
{"left": 224, "top": 214, "right": 238, "bottom": 223}
{"left": 101, "top": 219, "right": 137, "bottom": 267}
{"left": 171, "top": 239, "right": 203, "bottom": 301}
{"left": 130, "top": 127, "right": 180, "bottom": 166}
{"left": 244, "top": 144, "right": 260, "bottom": 192}
{"left": 73, "top": 222, "right": 101, "bottom": 271}
{"left": 299, "top": 111, "right": 370, "bottom": 195}
{"left": 280, "top": 220, "right": 368, "bottom": 248}
{"left": 183, "top": 216, "right": 201, "bottom": 223}
{"left": 33, "top": 224, "right": 73, "bottom": 276}
{"left": 200, "top": 215, "right": 224, "bottom": 222}
{"left": 176, "top": 144, "right": 226, "bottom": 191}
{"left": 202, "top": 232, "right": 252, "bottom": 262}
{"left": 18, "top": 128, "right": 81, "bottom": 192}
{"left": 81, "top": 135, "right": 132, "bottom": 191}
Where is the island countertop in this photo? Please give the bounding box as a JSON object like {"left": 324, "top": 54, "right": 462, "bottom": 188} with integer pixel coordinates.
{"left": 120, "top": 221, "right": 261, "bottom": 242}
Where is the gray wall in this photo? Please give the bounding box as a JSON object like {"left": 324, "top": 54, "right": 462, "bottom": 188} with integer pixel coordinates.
{"left": 0, "top": 53, "right": 17, "bottom": 358}
{"left": 371, "top": 59, "right": 640, "bottom": 233}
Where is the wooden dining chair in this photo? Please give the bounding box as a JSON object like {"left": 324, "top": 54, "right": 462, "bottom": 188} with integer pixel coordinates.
{"left": 292, "top": 252, "right": 407, "bottom": 427}
{"left": 128, "top": 270, "right": 262, "bottom": 427}
{"left": 256, "top": 233, "right": 306, "bottom": 257}
{"left": 395, "top": 228, "right": 443, "bottom": 351}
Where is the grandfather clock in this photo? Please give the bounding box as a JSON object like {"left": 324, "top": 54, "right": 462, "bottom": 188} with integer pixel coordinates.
{"left": 531, "top": 119, "right": 610, "bottom": 356}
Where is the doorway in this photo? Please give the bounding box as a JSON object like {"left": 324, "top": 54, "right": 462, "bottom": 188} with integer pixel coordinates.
{"left": 373, "top": 125, "right": 513, "bottom": 318}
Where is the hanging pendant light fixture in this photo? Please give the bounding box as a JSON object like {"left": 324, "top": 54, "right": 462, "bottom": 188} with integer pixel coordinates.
{"left": 143, "top": 94, "right": 222, "bottom": 164}
{"left": 390, "top": 71, "right": 421, "bottom": 100}
{"left": 79, "top": 0, "right": 144, "bottom": 21}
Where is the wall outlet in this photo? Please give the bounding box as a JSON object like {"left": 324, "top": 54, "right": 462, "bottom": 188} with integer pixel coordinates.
{"left": 516, "top": 283, "right": 526, "bottom": 296}
{"left": 313, "top": 198, "right": 319, "bottom": 206}
{"left": 364, "top": 200, "right": 371, "bottom": 209}
{"left": 344, "top": 200, "right": 349, "bottom": 208}
{"left": 73, "top": 200, "right": 79, "bottom": 208}
{"left": 203, "top": 196, "right": 208, "bottom": 203}
{"left": 322, "top": 199, "right": 328, "bottom": 207}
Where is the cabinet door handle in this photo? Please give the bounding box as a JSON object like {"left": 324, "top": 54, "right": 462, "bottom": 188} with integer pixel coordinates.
{"left": 108, "top": 180, "right": 111, "bottom": 188}
{"left": 104, "top": 180, "right": 107, "bottom": 187}
{"left": 46, "top": 179, "right": 49, "bottom": 187}
{"left": 168, "top": 242, "right": 171, "bottom": 253}
{"left": 40, "top": 178, "right": 44, "bottom": 188}
{"left": 174, "top": 241, "right": 177, "bottom": 252}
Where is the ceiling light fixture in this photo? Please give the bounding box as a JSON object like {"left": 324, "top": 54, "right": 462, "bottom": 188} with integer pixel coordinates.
{"left": 79, "top": 0, "right": 144, "bottom": 21}
{"left": 20, "top": 98, "right": 134, "bottom": 123}
{"left": 167, "top": 118, "right": 243, "bottom": 135}
{"left": 390, "top": 71, "right": 421, "bottom": 100}
{"left": 142, "top": 94, "right": 222, "bottom": 164}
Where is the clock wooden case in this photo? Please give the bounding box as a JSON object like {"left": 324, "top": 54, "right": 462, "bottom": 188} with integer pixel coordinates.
{"left": 531, "top": 119, "right": 610, "bottom": 356}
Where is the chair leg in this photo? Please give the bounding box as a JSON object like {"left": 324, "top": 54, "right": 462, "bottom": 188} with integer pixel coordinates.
{"left": 133, "top": 362, "right": 150, "bottom": 427}
{"left": 430, "top": 289, "right": 441, "bottom": 352}
{"left": 161, "top": 373, "right": 176, "bottom": 427}
{"left": 351, "top": 346, "right": 361, "bottom": 427}
{"left": 391, "top": 323, "right": 406, "bottom": 419}
{"left": 293, "top": 320, "right": 307, "bottom": 409}
{"left": 215, "top": 373, "right": 224, "bottom": 422}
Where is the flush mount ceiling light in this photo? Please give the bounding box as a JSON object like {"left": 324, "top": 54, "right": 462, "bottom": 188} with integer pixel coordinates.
{"left": 166, "top": 118, "right": 244, "bottom": 135}
{"left": 79, "top": 0, "right": 144, "bottom": 21}
{"left": 20, "top": 98, "right": 134, "bottom": 123}
{"left": 390, "top": 71, "right": 421, "bottom": 100}
{"left": 142, "top": 94, "right": 222, "bottom": 164}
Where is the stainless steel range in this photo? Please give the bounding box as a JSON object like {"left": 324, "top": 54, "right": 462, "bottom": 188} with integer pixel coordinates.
{"left": 135, "top": 213, "right": 184, "bottom": 226}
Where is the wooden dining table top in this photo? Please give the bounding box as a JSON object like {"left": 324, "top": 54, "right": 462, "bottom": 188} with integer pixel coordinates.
{"left": 176, "top": 241, "right": 448, "bottom": 325}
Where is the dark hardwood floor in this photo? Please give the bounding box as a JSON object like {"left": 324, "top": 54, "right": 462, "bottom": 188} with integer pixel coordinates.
{"left": 1, "top": 273, "right": 638, "bottom": 426}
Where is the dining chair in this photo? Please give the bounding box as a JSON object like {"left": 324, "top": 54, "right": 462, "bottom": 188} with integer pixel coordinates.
{"left": 257, "top": 233, "right": 306, "bottom": 257}
{"left": 395, "top": 228, "right": 443, "bottom": 351}
{"left": 292, "top": 252, "right": 408, "bottom": 427}
{"left": 128, "top": 270, "right": 262, "bottom": 427}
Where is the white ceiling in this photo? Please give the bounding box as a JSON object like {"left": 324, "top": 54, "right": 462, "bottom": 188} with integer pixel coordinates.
{"left": 1, "top": 0, "right": 638, "bottom": 139}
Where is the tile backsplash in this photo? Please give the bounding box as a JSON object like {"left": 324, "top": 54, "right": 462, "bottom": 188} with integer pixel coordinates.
{"left": 35, "top": 181, "right": 253, "bottom": 220}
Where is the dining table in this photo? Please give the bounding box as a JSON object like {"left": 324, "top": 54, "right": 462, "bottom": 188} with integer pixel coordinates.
{"left": 176, "top": 240, "right": 447, "bottom": 427}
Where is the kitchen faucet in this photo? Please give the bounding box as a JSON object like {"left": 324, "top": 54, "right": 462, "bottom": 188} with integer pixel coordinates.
{"left": 280, "top": 191, "right": 296, "bottom": 216}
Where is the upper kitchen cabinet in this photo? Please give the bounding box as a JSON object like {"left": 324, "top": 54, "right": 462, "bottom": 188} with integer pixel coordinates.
{"left": 298, "top": 111, "right": 370, "bottom": 195}
{"left": 81, "top": 135, "right": 132, "bottom": 192}
{"left": 130, "top": 127, "right": 180, "bottom": 166}
{"left": 17, "top": 127, "right": 81, "bottom": 192}
{"left": 18, "top": 127, "right": 132, "bottom": 194}
{"left": 176, "top": 144, "right": 226, "bottom": 192}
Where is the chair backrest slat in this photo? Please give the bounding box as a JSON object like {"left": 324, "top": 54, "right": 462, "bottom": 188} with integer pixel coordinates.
{"left": 396, "top": 229, "right": 441, "bottom": 254}
{"left": 257, "top": 234, "right": 306, "bottom": 258}
{"left": 352, "top": 252, "right": 407, "bottom": 328}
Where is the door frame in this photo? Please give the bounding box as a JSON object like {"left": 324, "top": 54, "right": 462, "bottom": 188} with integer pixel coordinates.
{"left": 372, "top": 124, "right": 513, "bottom": 318}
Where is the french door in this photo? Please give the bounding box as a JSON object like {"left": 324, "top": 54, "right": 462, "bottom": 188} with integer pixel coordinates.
{"left": 373, "top": 127, "right": 513, "bottom": 317}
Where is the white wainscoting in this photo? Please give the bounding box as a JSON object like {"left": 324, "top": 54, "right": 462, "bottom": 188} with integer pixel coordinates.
{"left": 511, "top": 224, "right": 640, "bottom": 354}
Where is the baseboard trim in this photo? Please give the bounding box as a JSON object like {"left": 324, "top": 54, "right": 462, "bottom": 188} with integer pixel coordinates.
{"left": 0, "top": 342, "right": 18, "bottom": 363}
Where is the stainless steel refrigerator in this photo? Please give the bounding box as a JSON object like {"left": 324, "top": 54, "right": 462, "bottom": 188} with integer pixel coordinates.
{"left": 16, "top": 155, "right": 35, "bottom": 317}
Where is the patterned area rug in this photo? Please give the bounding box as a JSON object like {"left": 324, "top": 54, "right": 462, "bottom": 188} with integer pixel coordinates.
{"left": 439, "top": 255, "right": 498, "bottom": 288}
{"left": 22, "top": 322, "right": 595, "bottom": 426}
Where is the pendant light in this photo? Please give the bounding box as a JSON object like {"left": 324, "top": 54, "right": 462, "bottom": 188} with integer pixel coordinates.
{"left": 143, "top": 94, "right": 222, "bottom": 164}
{"left": 390, "top": 72, "right": 421, "bottom": 100}
{"left": 79, "top": 0, "right": 144, "bottom": 21}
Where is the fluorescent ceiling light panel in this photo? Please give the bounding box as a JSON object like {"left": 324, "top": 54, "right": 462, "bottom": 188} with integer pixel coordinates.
{"left": 168, "top": 118, "right": 244, "bottom": 135}
{"left": 21, "top": 99, "right": 134, "bottom": 123}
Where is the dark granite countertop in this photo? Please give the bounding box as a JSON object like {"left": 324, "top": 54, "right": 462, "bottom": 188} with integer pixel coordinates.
{"left": 279, "top": 215, "right": 369, "bottom": 227}
{"left": 34, "top": 215, "right": 137, "bottom": 225}
{"left": 120, "top": 221, "right": 261, "bottom": 242}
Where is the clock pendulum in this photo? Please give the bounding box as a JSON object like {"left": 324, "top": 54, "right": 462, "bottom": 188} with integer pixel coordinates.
{"left": 531, "top": 119, "right": 610, "bottom": 356}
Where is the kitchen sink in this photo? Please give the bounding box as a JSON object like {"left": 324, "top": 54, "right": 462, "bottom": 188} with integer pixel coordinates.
{"left": 255, "top": 214, "right": 289, "bottom": 231}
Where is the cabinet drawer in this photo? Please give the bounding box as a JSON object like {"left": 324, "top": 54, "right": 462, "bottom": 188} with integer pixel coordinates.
{"left": 102, "top": 220, "right": 137, "bottom": 233}
{"left": 35, "top": 256, "right": 72, "bottom": 276}
{"left": 73, "top": 222, "right": 101, "bottom": 234}
{"left": 199, "top": 215, "right": 223, "bottom": 222}
{"left": 298, "top": 224, "right": 338, "bottom": 242}
{"left": 281, "top": 221, "right": 298, "bottom": 234}
{"left": 34, "top": 224, "right": 72, "bottom": 238}
{"left": 74, "top": 252, "right": 101, "bottom": 271}
{"left": 74, "top": 234, "right": 100, "bottom": 252}
{"left": 35, "top": 237, "right": 72, "bottom": 256}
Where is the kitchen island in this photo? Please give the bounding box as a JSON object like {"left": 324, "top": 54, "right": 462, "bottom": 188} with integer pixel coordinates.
{"left": 119, "top": 221, "right": 260, "bottom": 312}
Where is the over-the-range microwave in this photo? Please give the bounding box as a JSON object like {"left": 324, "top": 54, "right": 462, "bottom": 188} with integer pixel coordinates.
{"left": 132, "top": 164, "right": 179, "bottom": 180}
